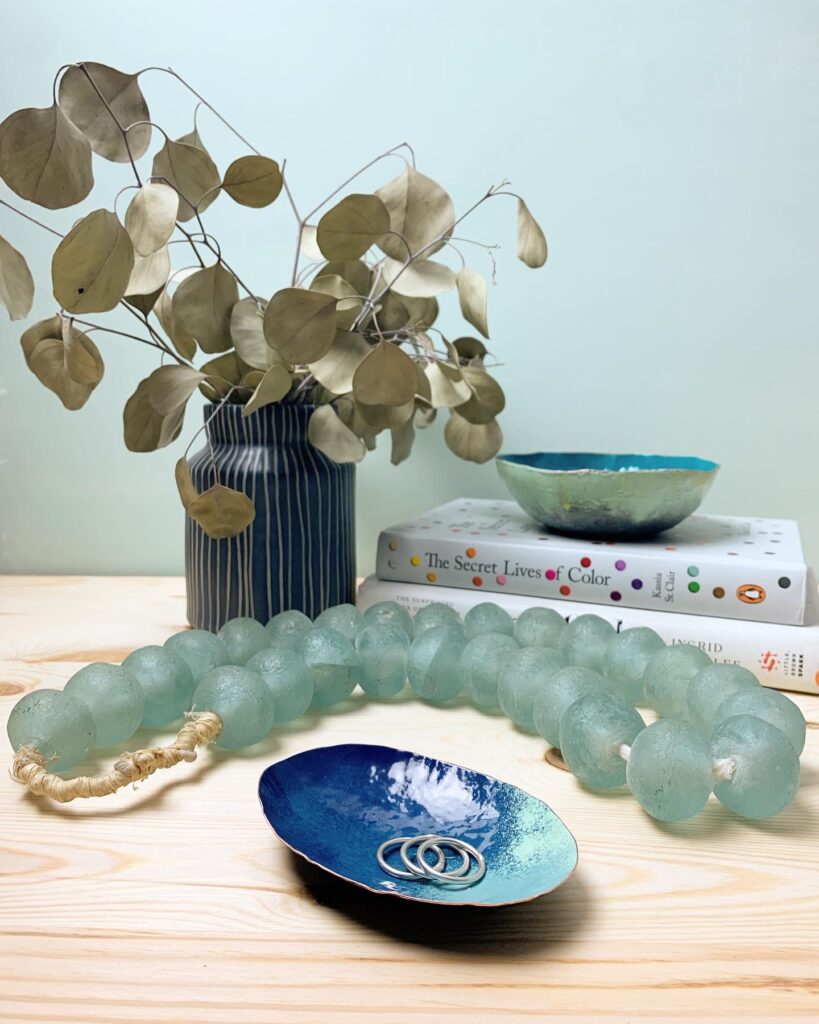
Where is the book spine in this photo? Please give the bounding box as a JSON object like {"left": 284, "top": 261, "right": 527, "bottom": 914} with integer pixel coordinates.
{"left": 358, "top": 575, "right": 819, "bottom": 696}
{"left": 375, "top": 530, "right": 807, "bottom": 626}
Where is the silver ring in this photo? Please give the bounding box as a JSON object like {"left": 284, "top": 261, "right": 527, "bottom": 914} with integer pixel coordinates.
{"left": 376, "top": 833, "right": 486, "bottom": 887}
{"left": 377, "top": 836, "right": 446, "bottom": 880}
{"left": 418, "top": 837, "right": 486, "bottom": 886}
{"left": 399, "top": 834, "right": 470, "bottom": 879}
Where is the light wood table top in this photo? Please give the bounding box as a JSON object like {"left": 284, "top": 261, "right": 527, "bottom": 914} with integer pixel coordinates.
{"left": 0, "top": 575, "right": 817, "bottom": 1023}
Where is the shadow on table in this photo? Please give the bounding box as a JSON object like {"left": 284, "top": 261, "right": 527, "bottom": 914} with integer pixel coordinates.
{"left": 289, "top": 851, "right": 590, "bottom": 957}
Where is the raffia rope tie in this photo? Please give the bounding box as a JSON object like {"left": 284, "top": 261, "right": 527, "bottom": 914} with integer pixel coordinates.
{"left": 9, "top": 712, "right": 222, "bottom": 804}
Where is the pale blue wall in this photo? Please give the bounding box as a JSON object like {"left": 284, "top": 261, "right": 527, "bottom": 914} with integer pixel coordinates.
{"left": 1, "top": 0, "right": 818, "bottom": 575}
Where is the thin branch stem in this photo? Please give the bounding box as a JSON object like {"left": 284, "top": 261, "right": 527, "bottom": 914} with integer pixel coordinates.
{"left": 0, "top": 199, "right": 63, "bottom": 238}
{"left": 302, "top": 143, "right": 410, "bottom": 224}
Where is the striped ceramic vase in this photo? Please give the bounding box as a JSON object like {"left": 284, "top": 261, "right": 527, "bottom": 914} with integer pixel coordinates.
{"left": 185, "top": 402, "right": 356, "bottom": 631}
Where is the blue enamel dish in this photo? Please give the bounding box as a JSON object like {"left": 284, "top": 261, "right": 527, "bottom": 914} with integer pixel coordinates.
{"left": 258, "top": 743, "right": 578, "bottom": 907}
{"left": 496, "top": 451, "right": 719, "bottom": 538}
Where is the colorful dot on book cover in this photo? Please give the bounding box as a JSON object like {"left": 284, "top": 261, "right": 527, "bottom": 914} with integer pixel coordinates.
{"left": 466, "top": 547, "right": 477, "bottom": 557}
{"left": 496, "top": 575, "right": 507, "bottom": 586}
{"left": 546, "top": 569, "right": 557, "bottom": 581}
{"left": 687, "top": 565, "right": 699, "bottom": 578}
{"left": 580, "top": 557, "right": 592, "bottom": 568}
{"left": 410, "top": 555, "right": 421, "bottom": 566}
{"left": 559, "top": 585, "right": 571, "bottom": 596}
{"left": 388, "top": 541, "right": 398, "bottom": 552}
{"left": 688, "top": 581, "right": 701, "bottom": 593}
{"left": 631, "top": 578, "right": 643, "bottom": 590}
{"left": 615, "top": 559, "right": 627, "bottom": 571}
{"left": 427, "top": 572, "right": 437, "bottom": 583}
{"left": 610, "top": 591, "right": 622, "bottom": 602}
{"left": 472, "top": 576, "right": 483, "bottom": 587}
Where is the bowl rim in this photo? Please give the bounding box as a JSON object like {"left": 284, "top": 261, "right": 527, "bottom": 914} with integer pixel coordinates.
{"left": 496, "top": 451, "right": 720, "bottom": 476}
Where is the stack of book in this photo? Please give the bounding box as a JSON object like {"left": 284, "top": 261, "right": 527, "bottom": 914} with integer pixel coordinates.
{"left": 358, "top": 498, "right": 819, "bottom": 695}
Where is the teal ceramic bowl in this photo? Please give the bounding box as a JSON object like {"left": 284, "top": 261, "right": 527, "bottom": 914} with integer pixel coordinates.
{"left": 496, "top": 452, "right": 719, "bottom": 538}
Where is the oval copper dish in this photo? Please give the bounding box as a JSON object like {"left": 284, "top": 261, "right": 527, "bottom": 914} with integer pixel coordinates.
{"left": 496, "top": 451, "right": 719, "bottom": 538}
{"left": 258, "top": 743, "right": 578, "bottom": 907}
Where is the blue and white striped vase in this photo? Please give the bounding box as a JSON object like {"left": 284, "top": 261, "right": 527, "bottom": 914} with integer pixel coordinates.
{"left": 185, "top": 402, "right": 356, "bottom": 631}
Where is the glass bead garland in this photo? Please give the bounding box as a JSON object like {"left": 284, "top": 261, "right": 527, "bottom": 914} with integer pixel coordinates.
{"left": 7, "top": 599, "right": 806, "bottom": 821}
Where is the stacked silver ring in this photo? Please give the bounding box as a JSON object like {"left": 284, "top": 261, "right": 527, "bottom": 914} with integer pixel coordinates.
{"left": 376, "top": 834, "right": 486, "bottom": 886}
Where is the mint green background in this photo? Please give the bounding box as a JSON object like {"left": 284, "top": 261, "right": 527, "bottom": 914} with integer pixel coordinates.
{"left": 1, "top": 0, "right": 817, "bottom": 576}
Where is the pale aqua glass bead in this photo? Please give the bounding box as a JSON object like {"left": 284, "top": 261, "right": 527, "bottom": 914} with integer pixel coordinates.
{"left": 603, "top": 627, "right": 665, "bottom": 704}
{"left": 315, "top": 603, "right": 363, "bottom": 642}
{"left": 513, "top": 607, "right": 567, "bottom": 649}
{"left": 532, "top": 665, "right": 607, "bottom": 747}
{"left": 408, "top": 624, "right": 466, "bottom": 701}
{"left": 295, "top": 628, "right": 360, "bottom": 709}
{"left": 686, "top": 664, "right": 760, "bottom": 735}
{"left": 192, "top": 666, "right": 275, "bottom": 749}
{"left": 626, "top": 719, "right": 713, "bottom": 821}
{"left": 123, "top": 645, "right": 194, "bottom": 727}
{"left": 711, "top": 714, "right": 800, "bottom": 819}
{"left": 7, "top": 689, "right": 96, "bottom": 773}
{"left": 559, "top": 692, "right": 645, "bottom": 789}
{"left": 460, "top": 633, "right": 519, "bottom": 709}
{"left": 498, "top": 646, "right": 567, "bottom": 732}
{"left": 265, "top": 610, "right": 313, "bottom": 650}
{"left": 559, "top": 614, "right": 615, "bottom": 670}
{"left": 413, "top": 602, "right": 462, "bottom": 635}
{"left": 217, "top": 617, "right": 269, "bottom": 665}
{"left": 463, "top": 602, "right": 514, "bottom": 640}
{"left": 355, "top": 624, "right": 410, "bottom": 698}
{"left": 642, "top": 644, "right": 712, "bottom": 718}
{"left": 712, "top": 687, "right": 806, "bottom": 755}
{"left": 362, "top": 601, "right": 413, "bottom": 639}
{"left": 244, "top": 648, "right": 314, "bottom": 724}
{"left": 164, "top": 629, "right": 227, "bottom": 681}
{"left": 64, "top": 662, "right": 144, "bottom": 747}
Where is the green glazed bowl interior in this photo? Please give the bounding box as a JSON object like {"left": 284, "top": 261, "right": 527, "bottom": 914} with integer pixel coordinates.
{"left": 495, "top": 452, "right": 719, "bottom": 538}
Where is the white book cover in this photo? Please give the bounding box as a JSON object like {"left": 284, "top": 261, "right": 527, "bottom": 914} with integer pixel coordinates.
{"left": 357, "top": 574, "right": 819, "bottom": 696}
{"left": 375, "top": 498, "right": 808, "bottom": 626}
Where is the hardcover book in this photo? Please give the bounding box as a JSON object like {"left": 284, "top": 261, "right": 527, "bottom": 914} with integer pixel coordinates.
{"left": 357, "top": 575, "right": 819, "bottom": 696}
{"left": 375, "top": 499, "right": 808, "bottom": 626}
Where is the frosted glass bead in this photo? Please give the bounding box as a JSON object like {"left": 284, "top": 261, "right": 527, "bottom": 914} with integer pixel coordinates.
{"left": 362, "top": 601, "right": 413, "bottom": 639}
{"left": 686, "top": 664, "right": 760, "bottom": 735}
{"left": 7, "top": 689, "right": 96, "bottom": 773}
{"left": 217, "top": 617, "right": 269, "bottom": 665}
{"left": 711, "top": 714, "right": 800, "bottom": 819}
{"left": 712, "top": 687, "right": 806, "bottom": 755}
{"left": 626, "top": 719, "right": 713, "bottom": 821}
{"left": 315, "top": 603, "right": 363, "bottom": 642}
{"left": 123, "top": 645, "right": 194, "bottom": 727}
{"left": 164, "top": 629, "right": 227, "bottom": 681}
{"left": 408, "top": 625, "right": 466, "bottom": 702}
{"left": 642, "top": 644, "right": 712, "bottom": 718}
{"left": 413, "top": 602, "right": 462, "bottom": 635}
{"left": 514, "top": 607, "right": 567, "bottom": 649}
{"left": 532, "top": 666, "right": 607, "bottom": 747}
{"left": 559, "top": 692, "right": 645, "bottom": 788}
{"left": 192, "top": 666, "right": 275, "bottom": 749}
{"left": 355, "top": 624, "right": 410, "bottom": 698}
{"left": 265, "top": 610, "right": 313, "bottom": 650}
{"left": 463, "top": 602, "right": 514, "bottom": 640}
{"left": 460, "top": 633, "right": 519, "bottom": 709}
{"left": 559, "top": 614, "right": 615, "bottom": 670}
{"left": 244, "top": 648, "right": 314, "bottom": 724}
{"left": 603, "top": 627, "right": 665, "bottom": 704}
{"left": 498, "top": 646, "right": 567, "bottom": 731}
{"left": 64, "top": 662, "right": 144, "bottom": 747}
{"left": 295, "top": 628, "right": 361, "bottom": 709}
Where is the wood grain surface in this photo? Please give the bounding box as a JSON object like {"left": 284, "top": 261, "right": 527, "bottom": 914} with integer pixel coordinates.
{"left": 0, "top": 576, "right": 817, "bottom": 1023}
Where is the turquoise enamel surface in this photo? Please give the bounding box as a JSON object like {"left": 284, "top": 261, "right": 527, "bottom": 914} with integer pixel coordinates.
{"left": 258, "top": 743, "right": 578, "bottom": 906}
{"left": 496, "top": 451, "right": 719, "bottom": 538}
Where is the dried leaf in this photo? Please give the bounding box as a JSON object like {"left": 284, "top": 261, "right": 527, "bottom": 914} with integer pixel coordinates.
{"left": 453, "top": 336, "right": 487, "bottom": 362}
{"left": 0, "top": 104, "right": 93, "bottom": 209}
{"left": 152, "top": 139, "right": 220, "bottom": 222}
{"left": 62, "top": 318, "right": 104, "bottom": 385}
{"left": 58, "top": 62, "right": 151, "bottom": 162}
{"left": 188, "top": 484, "right": 255, "bottom": 539}
{"left": 400, "top": 295, "right": 439, "bottom": 330}
{"left": 372, "top": 291, "right": 409, "bottom": 333}
{"left": 308, "top": 404, "right": 367, "bottom": 463}
{"left": 391, "top": 417, "right": 415, "bottom": 465}
{"left": 222, "top": 155, "right": 282, "bottom": 208}
{"left": 352, "top": 341, "right": 417, "bottom": 408}
{"left": 173, "top": 263, "right": 238, "bottom": 354}
{"left": 456, "top": 366, "right": 505, "bottom": 424}
{"left": 456, "top": 266, "right": 489, "bottom": 339}
{"left": 51, "top": 209, "right": 134, "bottom": 314}
{"left": 198, "top": 351, "right": 246, "bottom": 399}
{"left": 317, "top": 193, "right": 390, "bottom": 260}
{"left": 20, "top": 316, "right": 101, "bottom": 410}
{"left": 356, "top": 398, "right": 414, "bottom": 430}
{"left": 123, "top": 377, "right": 184, "bottom": 452}
{"left": 175, "top": 457, "right": 198, "bottom": 511}
{"left": 415, "top": 403, "right": 437, "bottom": 429}
{"left": 124, "top": 183, "right": 179, "bottom": 256}
{"left": 230, "top": 296, "right": 271, "bottom": 369}
{"left": 263, "top": 287, "right": 337, "bottom": 363}
{"left": 310, "top": 274, "right": 360, "bottom": 330}
{"left": 376, "top": 167, "right": 455, "bottom": 260}
{"left": 300, "top": 226, "right": 324, "bottom": 261}
{"left": 444, "top": 412, "right": 503, "bottom": 463}
{"left": 516, "top": 198, "right": 547, "bottom": 268}
{"left": 125, "top": 287, "right": 164, "bottom": 317}
{"left": 147, "top": 365, "right": 206, "bottom": 415}
{"left": 126, "top": 246, "right": 170, "bottom": 297}
{"left": 307, "top": 330, "right": 370, "bottom": 395}
{"left": 242, "top": 364, "right": 291, "bottom": 416}
{"left": 319, "top": 259, "right": 372, "bottom": 297}
{"left": 0, "top": 234, "right": 34, "bottom": 320}
{"left": 380, "top": 258, "right": 456, "bottom": 298}
{"left": 154, "top": 268, "right": 199, "bottom": 360}
{"left": 424, "top": 360, "right": 471, "bottom": 408}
